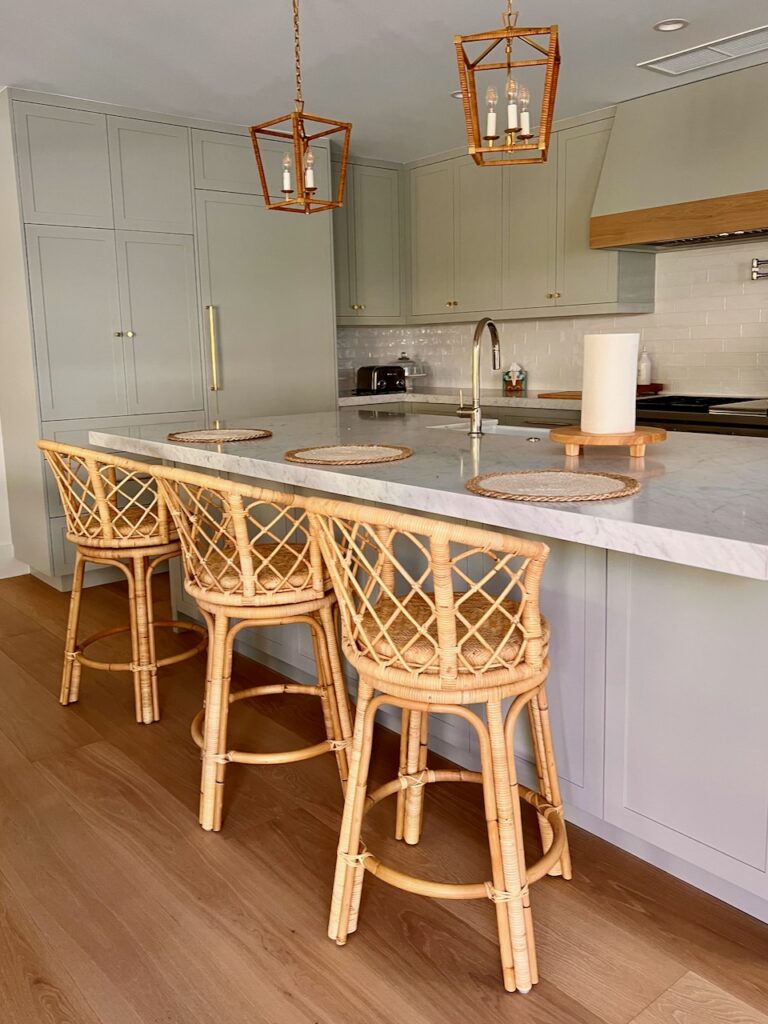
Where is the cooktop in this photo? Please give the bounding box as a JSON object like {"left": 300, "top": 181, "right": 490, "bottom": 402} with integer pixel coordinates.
{"left": 636, "top": 395, "right": 750, "bottom": 413}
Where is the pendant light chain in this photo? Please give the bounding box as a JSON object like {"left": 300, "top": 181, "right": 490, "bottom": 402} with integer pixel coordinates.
{"left": 293, "top": 0, "right": 304, "bottom": 112}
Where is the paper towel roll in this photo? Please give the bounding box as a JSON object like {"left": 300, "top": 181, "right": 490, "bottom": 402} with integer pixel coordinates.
{"left": 580, "top": 333, "right": 639, "bottom": 434}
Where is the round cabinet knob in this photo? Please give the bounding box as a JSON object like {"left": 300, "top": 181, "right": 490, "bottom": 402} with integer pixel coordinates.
{"left": 114, "top": 331, "right": 124, "bottom": 337}
{"left": 359, "top": 304, "right": 365, "bottom": 311}
{"left": 554, "top": 292, "right": 561, "bottom": 300}
{"left": 453, "top": 300, "right": 459, "bottom": 307}
{"left": 446, "top": 301, "right": 452, "bottom": 308}
{"left": 125, "top": 330, "right": 136, "bottom": 338}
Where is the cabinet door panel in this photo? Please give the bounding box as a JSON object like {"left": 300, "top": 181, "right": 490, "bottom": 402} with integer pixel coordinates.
{"left": 196, "top": 190, "right": 336, "bottom": 421}
{"left": 353, "top": 165, "right": 401, "bottom": 318}
{"left": 454, "top": 160, "right": 502, "bottom": 314}
{"left": 117, "top": 232, "right": 203, "bottom": 415}
{"left": 14, "top": 102, "right": 113, "bottom": 227}
{"left": 410, "top": 162, "right": 454, "bottom": 316}
{"left": 556, "top": 121, "right": 618, "bottom": 306}
{"left": 503, "top": 144, "right": 558, "bottom": 309}
{"left": 332, "top": 161, "right": 356, "bottom": 316}
{"left": 108, "top": 118, "right": 193, "bottom": 232}
{"left": 27, "top": 225, "right": 126, "bottom": 419}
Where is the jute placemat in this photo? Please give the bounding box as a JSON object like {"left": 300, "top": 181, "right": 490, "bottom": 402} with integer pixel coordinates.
{"left": 167, "top": 428, "right": 273, "bottom": 443}
{"left": 466, "top": 469, "right": 640, "bottom": 502}
{"left": 284, "top": 443, "right": 413, "bottom": 466}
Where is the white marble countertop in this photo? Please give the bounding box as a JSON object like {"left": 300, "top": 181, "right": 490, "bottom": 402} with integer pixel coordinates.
{"left": 91, "top": 409, "right": 768, "bottom": 581}
{"left": 338, "top": 386, "right": 582, "bottom": 411}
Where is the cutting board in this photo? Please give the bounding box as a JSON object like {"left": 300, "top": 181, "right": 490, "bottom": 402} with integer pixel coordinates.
{"left": 538, "top": 384, "right": 663, "bottom": 400}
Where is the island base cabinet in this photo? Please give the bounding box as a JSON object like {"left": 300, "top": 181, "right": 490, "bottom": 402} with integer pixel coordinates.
{"left": 604, "top": 552, "right": 768, "bottom": 907}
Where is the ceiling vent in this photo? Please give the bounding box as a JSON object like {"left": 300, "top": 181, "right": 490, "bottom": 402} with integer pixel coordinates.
{"left": 639, "top": 25, "right": 768, "bottom": 76}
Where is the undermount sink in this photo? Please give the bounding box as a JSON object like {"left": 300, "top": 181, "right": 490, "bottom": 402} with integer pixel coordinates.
{"left": 427, "top": 420, "right": 550, "bottom": 438}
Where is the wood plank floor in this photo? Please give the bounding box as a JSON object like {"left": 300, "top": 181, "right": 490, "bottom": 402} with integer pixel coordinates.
{"left": 0, "top": 573, "right": 766, "bottom": 1024}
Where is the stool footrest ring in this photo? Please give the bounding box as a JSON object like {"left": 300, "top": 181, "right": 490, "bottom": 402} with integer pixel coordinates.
{"left": 75, "top": 620, "right": 207, "bottom": 673}
{"left": 191, "top": 683, "right": 344, "bottom": 767}
{"left": 355, "top": 771, "right": 566, "bottom": 900}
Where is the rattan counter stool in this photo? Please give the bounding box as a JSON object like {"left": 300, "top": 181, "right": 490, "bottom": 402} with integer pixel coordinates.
{"left": 151, "top": 464, "right": 353, "bottom": 832}
{"left": 306, "top": 497, "right": 572, "bottom": 994}
{"left": 37, "top": 441, "right": 207, "bottom": 725}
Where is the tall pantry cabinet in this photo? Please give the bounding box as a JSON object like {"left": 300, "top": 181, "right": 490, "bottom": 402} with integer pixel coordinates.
{"left": 0, "top": 89, "right": 337, "bottom": 588}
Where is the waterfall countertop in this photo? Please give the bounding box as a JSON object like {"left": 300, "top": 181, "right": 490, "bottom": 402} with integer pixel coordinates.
{"left": 90, "top": 409, "right": 768, "bottom": 581}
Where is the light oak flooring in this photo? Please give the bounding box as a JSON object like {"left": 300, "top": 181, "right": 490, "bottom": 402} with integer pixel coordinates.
{"left": 0, "top": 572, "right": 766, "bottom": 1024}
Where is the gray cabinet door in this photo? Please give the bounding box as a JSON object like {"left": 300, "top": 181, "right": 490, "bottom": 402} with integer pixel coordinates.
{"left": 503, "top": 143, "right": 558, "bottom": 309}
{"left": 27, "top": 225, "right": 126, "bottom": 420}
{"left": 116, "top": 231, "right": 203, "bottom": 415}
{"left": 108, "top": 118, "right": 193, "bottom": 233}
{"left": 14, "top": 102, "right": 113, "bottom": 228}
{"left": 196, "top": 190, "right": 337, "bottom": 421}
{"left": 332, "top": 160, "right": 356, "bottom": 316}
{"left": 555, "top": 121, "right": 618, "bottom": 306}
{"left": 453, "top": 159, "right": 502, "bottom": 314}
{"left": 410, "top": 161, "right": 455, "bottom": 316}
{"left": 353, "top": 165, "right": 401, "bottom": 318}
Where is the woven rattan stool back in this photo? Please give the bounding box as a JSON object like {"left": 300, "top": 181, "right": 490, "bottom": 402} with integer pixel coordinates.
{"left": 152, "top": 465, "right": 326, "bottom": 607}
{"left": 306, "top": 497, "right": 549, "bottom": 693}
{"left": 38, "top": 441, "right": 172, "bottom": 549}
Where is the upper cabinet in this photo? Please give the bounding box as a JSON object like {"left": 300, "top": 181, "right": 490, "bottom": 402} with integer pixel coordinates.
{"left": 333, "top": 113, "right": 654, "bottom": 325}
{"left": 14, "top": 101, "right": 195, "bottom": 233}
{"left": 410, "top": 159, "right": 502, "bottom": 319}
{"left": 334, "top": 161, "right": 404, "bottom": 324}
{"left": 108, "top": 118, "right": 193, "bottom": 233}
{"left": 15, "top": 103, "right": 114, "bottom": 227}
{"left": 192, "top": 129, "right": 330, "bottom": 199}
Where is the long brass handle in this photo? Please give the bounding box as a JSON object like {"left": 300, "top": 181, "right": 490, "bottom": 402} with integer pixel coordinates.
{"left": 205, "top": 305, "right": 220, "bottom": 392}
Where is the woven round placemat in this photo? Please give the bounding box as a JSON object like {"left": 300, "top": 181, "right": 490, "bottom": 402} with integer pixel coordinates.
{"left": 466, "top": 469, "right": 640, "bottom": 502}
{"left": 284, "top": 443, "right": 413, "bottom": 466}
{"left": 167, "top": 428, "right": 272, "bottom": 444}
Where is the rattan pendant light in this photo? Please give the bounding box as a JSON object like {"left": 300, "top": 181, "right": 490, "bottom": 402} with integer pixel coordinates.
{"left": 250, "top": 0, "right": 352, "bottom": 213}
{"left": 455, "top": 0, "right": 560, "bottom": 166}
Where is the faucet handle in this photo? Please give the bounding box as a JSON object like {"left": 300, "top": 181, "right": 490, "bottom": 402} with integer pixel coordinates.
{"left": 456, "top": 387, "right": 471, "bottom": 418}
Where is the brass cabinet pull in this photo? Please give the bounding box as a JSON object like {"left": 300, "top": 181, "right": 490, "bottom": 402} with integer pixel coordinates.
{"left": 205, "top": 304, "right": 220, "bottom": 392}
{"left": 359, "top": 304, "right": 366, "bottom": 311}
{"left": 445, "top": 301, "right": 452, "bottom": 308}
{"left": 125, "top": 330, "right": 135, "bottom": 338}
{"left": 114, "top": 331, "right": 124, "bottom": 337}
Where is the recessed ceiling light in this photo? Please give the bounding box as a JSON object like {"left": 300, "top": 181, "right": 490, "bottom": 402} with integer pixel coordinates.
{"left": 653, "top": 18, "right": 689, "bottom": 32}
{"left": 450, "top": 90, "right": 463, "bottom": 99}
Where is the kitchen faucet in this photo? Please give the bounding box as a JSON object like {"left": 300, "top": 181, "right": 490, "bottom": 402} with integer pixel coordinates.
{"left": 457, "top": 317, "right": 501, "bottom": 436}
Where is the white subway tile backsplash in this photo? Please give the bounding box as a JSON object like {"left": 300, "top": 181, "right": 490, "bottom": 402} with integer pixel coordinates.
{"left": 338, "top": 241, "right": 768, "bottom": 397}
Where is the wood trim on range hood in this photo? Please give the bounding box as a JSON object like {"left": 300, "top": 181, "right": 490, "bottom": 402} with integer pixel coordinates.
{"left": 591, "top": 189, "right": 768, "bottom": 249}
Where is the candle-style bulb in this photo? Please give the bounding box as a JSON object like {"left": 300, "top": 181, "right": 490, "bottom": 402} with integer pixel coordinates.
{"left": 518, "top": 85, "right": 532, "bottom": 138}
{"left": 518, "top": 85, "right": 530, "bottom": 111}
{"left": 304, "top": 147, "right": 315, "bottom": 190}
{"left": 281, "top": 152, "right": 292, "bottom": 192}
{"left": 485, "top": 85, "right": 499, "bottom": 111}
{"left": 484, "top": 84, "right": 499, "bottom": 140}
{"left": 506, "top": 77, "right": 518, "bottom": 102}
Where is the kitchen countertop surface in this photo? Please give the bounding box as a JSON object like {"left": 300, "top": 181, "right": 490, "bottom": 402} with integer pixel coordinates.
{"left": 338, "top": 386, "right": 582, "bottom": 410}
{"left": 91, "top": 409, "right": 768, "bottom": 581}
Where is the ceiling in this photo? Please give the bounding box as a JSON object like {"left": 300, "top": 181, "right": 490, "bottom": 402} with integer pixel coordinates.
{"left": 3, "top": 0, "right": 768, "bottom": 161}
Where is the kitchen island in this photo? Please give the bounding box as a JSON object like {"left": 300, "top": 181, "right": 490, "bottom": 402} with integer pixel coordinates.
{"left": 91, "top": 409, "right": 768, "bottom": 924}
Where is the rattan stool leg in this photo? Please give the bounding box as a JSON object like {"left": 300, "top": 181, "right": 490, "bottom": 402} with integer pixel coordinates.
{"left": 130, "top": 554, "right": 157, "bottom": 725}
{"left": 60, "top": 551, "right": 85, "bottom": 705}
{"left": 527, "top": 687, "right": 572, "bottom": 879}
{"left": 199, "top": 612, "right": 232, "bottom": 831}
{"left": 402, "top": 710, "right": 428, "bottom": 846}
{"left": 487, "top": 699, "right": 537, "bottom": 994}
{"left": 309, "top": 614, "right": 349, "bottom": 787}
{"left": 143, "top": 556, "right": 161, "bottom": 723}
{"left": 395, "top": 708, "right": 410, "bottom": 840}
{"left": 318, "top": 602, "right": 353, "bottom": 747}
{"left": 328, "top": 678, "right": 375, "bottom": 944}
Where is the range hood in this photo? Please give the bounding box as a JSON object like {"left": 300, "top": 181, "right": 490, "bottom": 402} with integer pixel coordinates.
{"left": 591, "top": 63, "right": 768, "bottom": 249}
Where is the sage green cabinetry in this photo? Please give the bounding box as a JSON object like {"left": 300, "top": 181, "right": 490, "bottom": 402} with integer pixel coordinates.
{"left": 334, "top": 161, "right": 404, "bottom": 325}
{"left": 409, "top": 158, "right": 502, "bottom": 319}
{"left": 502, "top": 140, "right": 557, "bottom": 311}
{"left": 197, "top": 185, "right": 337, "bottom": 421}
{"left": 27, "top": 225, "right": 203, "bottom": 422}
{"left": 108, "top": 118, "right": 193, "bottom": 233}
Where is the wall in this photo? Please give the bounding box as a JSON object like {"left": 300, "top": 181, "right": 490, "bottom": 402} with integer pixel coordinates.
{"left": 338, "top": 239, "right": 768, "bottom": 396}
{"left": 0, "top": 420, "right": 27, "bottom": 578}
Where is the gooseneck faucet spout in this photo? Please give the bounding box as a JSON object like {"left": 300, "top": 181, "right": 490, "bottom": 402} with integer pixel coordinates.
{"left": 457, "top": 317, "right": 501, "bottom": 437}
